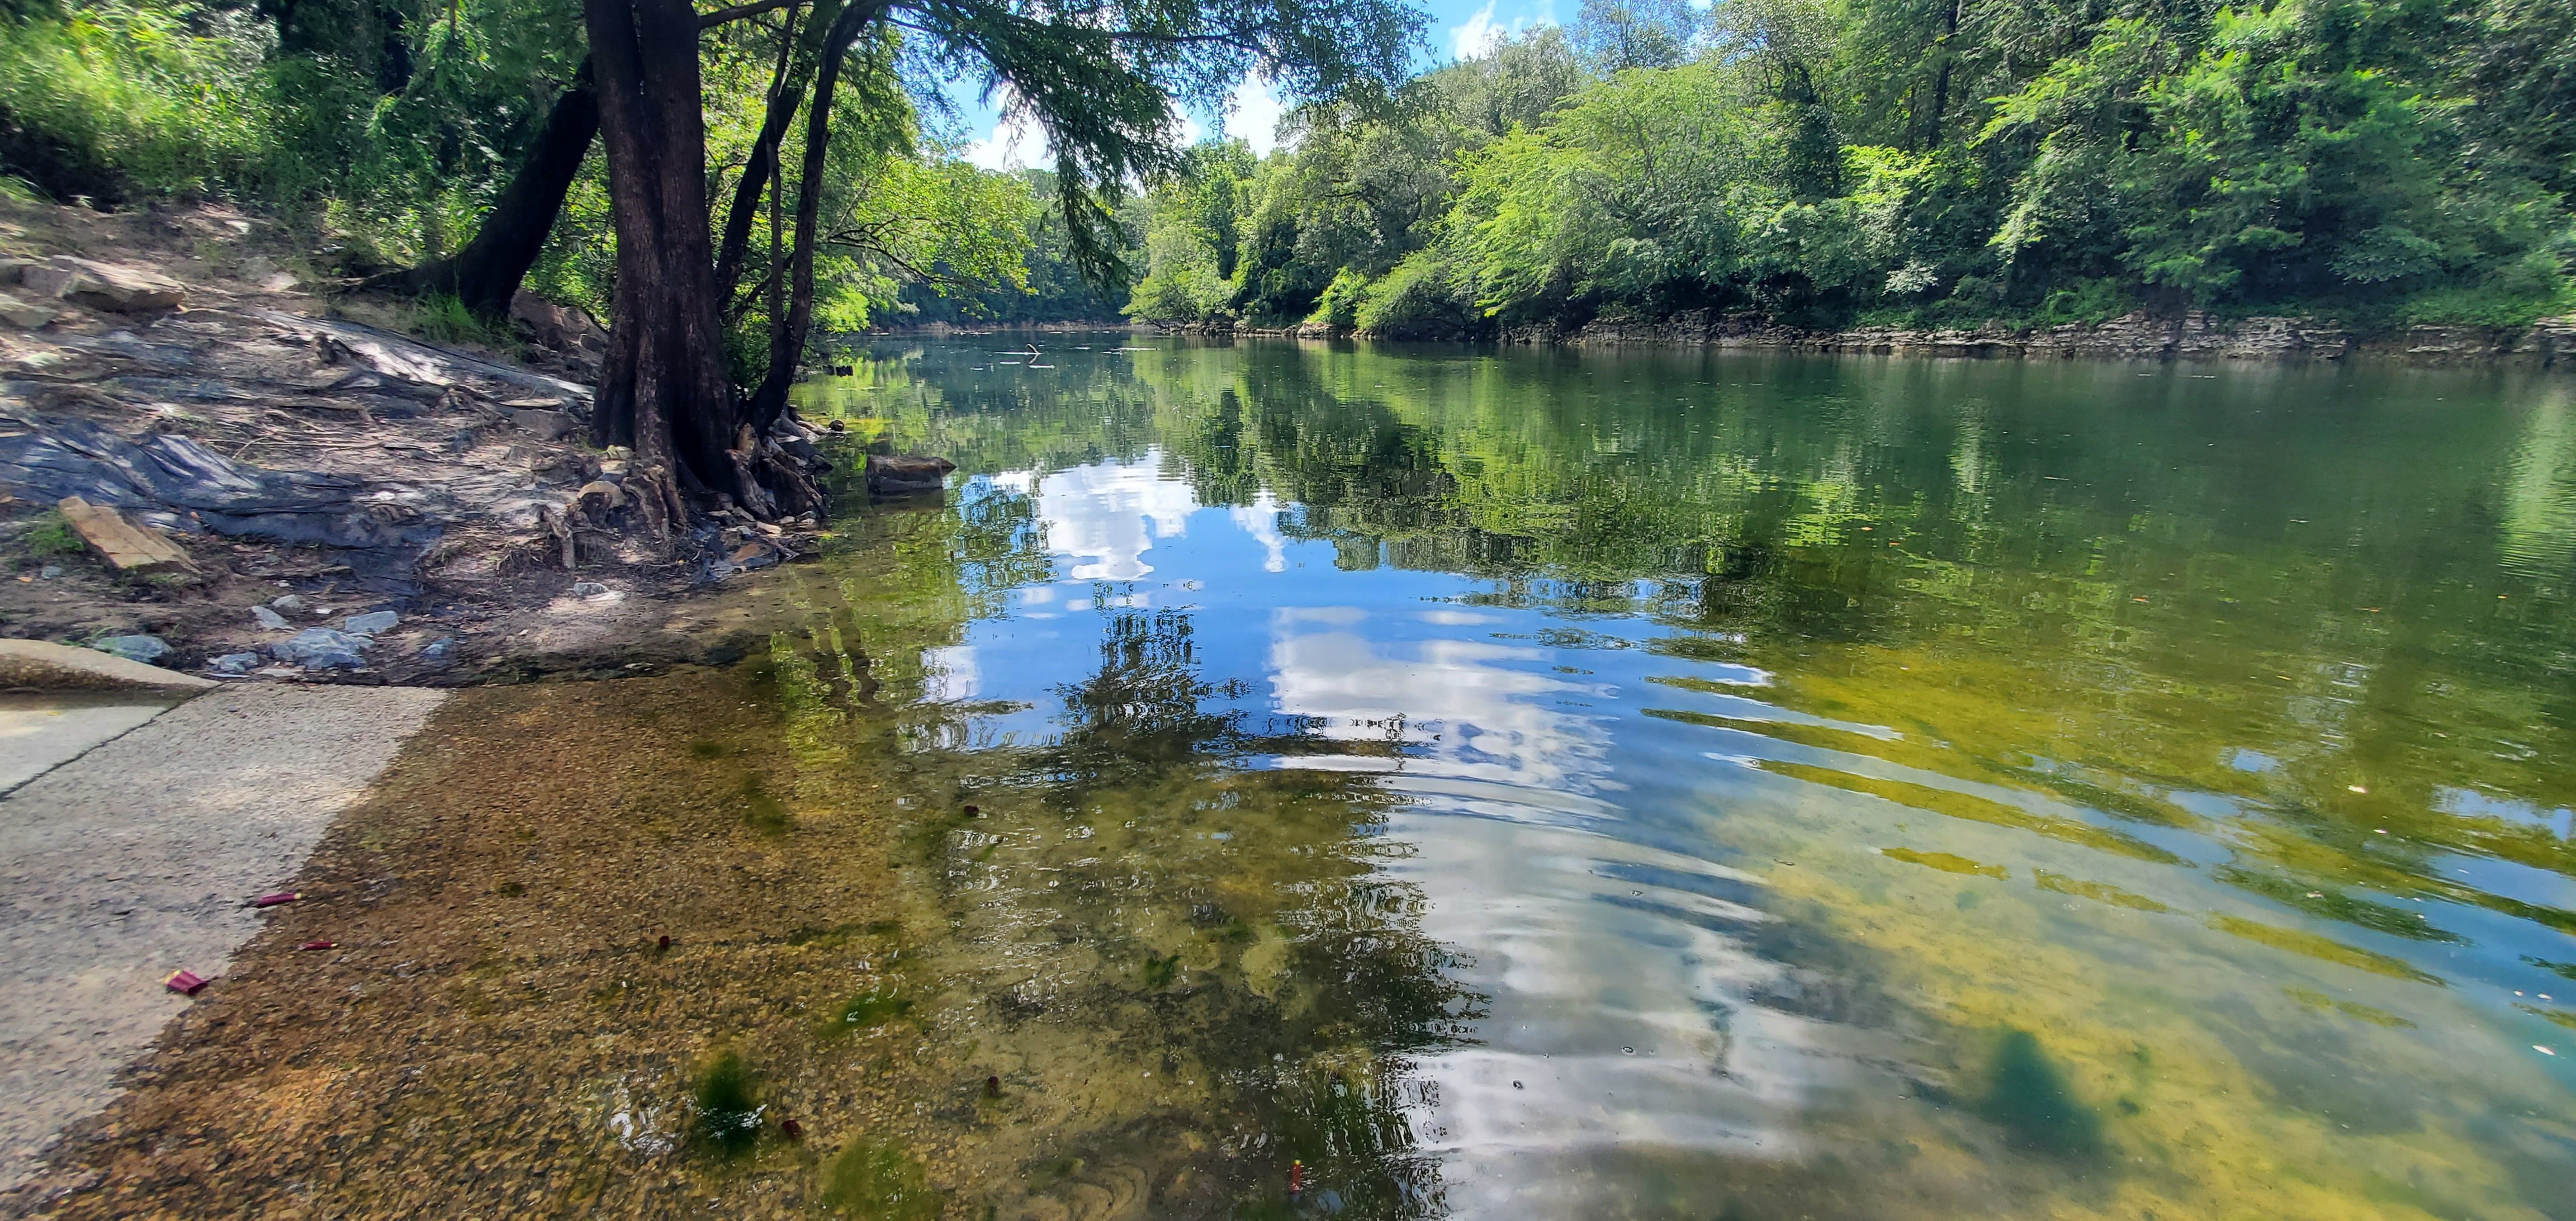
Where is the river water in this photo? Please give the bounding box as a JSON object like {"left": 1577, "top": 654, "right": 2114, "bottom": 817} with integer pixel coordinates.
{"left": 761, "top": 337, "right": 2576, "bottom": 1220}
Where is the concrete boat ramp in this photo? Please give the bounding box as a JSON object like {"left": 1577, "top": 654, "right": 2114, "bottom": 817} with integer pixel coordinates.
{"left": 0, "top": 642, "right": 444, "bottom": 1194}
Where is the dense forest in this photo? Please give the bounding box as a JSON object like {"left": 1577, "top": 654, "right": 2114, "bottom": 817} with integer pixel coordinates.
{"left": 3, "top": 0, "right": 2573, "bottom": 347}
{"left": 1123, "top": 0, "right": 2576, "bottom": 337}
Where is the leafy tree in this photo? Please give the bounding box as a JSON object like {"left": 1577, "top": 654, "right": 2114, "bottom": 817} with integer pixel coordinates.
{"left": 1570, "top": 0, "right": 1698, "bottom": 72}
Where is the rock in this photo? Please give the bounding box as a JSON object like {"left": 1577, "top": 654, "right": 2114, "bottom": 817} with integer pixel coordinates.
{"left": 272, "top": 627, "right": 371, "bottom": 670}
{"left": 89, "top": 635, "right": 171, "bottom": 665}
{"left": 509, "top": 290, "right": 608, "bottom": 356}
{"left": 269, "top": 594, "right": 307, "bottom": 614}
{"left": 728, "top": 542, "right": 778, "bottom": 570}
{"left": 865, "top": 454, "right": 956, "bottom": 496}
{"left": 419, "top": 636, "right": 456, "bottom": 661}
{"left": 0, "top": 291, "right": 58, "bottom": 328}
{"left": 343, "top": 610, "right": 399, "bottom": 635}
{"left": 508, "top": 408, "right": 577, "bottom": 441}
{"left": 0, "top": 257, "right": 31, "bottom": 284}
{"left": 575, "top": 480, "right": 627, "bottom": 512}
{"left": 207, "top": 651, "right": 263, "bottom": 675}
{"left": 37, "top": 564, "right": 61, "bottom": 580}
{"left": 252, "top": 605, "right": 290, "bottom": 630}
{"left": 0, "top": 638, "right": 215, "bottom": 690}
{"left": 20, "top": 255, "right": 186, "bottom": 313}
{"left": 570, "top": 581, "right": 612, "bottom": 597}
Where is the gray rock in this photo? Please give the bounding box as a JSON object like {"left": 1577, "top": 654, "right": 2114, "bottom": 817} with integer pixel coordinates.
{"left": 0, "top": 290, "right": 58, "bottom": 328}
{"left": 252, "top": 605, "right": 290, "bottom": 630}
{"left": 269, "top": 594, "right": 307, "bottom": 614}
{"left": 272, "top": 628, "right": 371, "bottom": 670}
{"left": 37, "top": 564, "right": 61, "bottom": 580}
{"left": 207, "top": 651, "right": 263, "bottom": 675}
{"left": 343, "top": 610, "right": 399, "bottom": 635}
{"left": 89, "top": 635, "right": 171, "bottom": 664}
{"left": 21, "top": 255, "right": 186, "bottom": 312}
{"left": 570, "top": 581, "right": 611, "bottom": 597}
{"left": 419, "top": 635, "right": 456, "bottom": 661}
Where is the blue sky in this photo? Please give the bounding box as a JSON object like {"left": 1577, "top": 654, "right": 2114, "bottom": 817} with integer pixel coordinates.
{"left": 953, "top": 0, "right": 1564, "bottom": 168}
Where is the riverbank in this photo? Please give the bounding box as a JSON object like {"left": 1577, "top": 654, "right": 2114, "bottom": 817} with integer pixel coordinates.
{"left": 1180, "top": 309, "right": 2576, "bottom": 368}
{"left": 1, "top": 197, "right": 833, "bottom": 683}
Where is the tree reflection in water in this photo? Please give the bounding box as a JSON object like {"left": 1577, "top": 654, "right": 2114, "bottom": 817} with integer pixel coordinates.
{"left": 913, "top": 604, "right": 1483, "bottom": 1219}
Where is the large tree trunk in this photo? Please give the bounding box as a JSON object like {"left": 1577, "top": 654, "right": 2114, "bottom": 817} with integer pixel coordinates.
{"left": 587, "top": 0, "right": 828, "bottom": 524}
{"left": 745, "top": 1, "right": 873, "bottom": 433}
{"left": 372, "top": 65, "right": 599, "bottom": 319}
{"left": 586, "top": 0, "right": 741, "bottom": 519}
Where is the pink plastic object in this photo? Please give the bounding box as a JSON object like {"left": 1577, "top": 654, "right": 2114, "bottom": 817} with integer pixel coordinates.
{"left": 252, "top": 892, "right": 300, "bottom": 908}
{"left": 164, "top": 970, "right": 210, "bottom": 995}
{"left": 298, "top": 940, "right": 335, "bottom": 951}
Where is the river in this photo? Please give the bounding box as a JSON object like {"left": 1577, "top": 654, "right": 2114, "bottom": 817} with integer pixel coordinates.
{"left": 54, "top": 335, "right": 2575, "bottom": 1220}
{"left": 746, "top": 336, "right": 2576, "bottom": 1219}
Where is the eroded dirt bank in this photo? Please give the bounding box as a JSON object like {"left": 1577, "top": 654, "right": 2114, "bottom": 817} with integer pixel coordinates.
{"left": 1, "top": 197, "right": 835, "bottom": 683}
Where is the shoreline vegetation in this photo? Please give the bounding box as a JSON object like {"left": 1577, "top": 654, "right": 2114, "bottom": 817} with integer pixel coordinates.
{"left": 859, "top": 311, "right": 2576, "bottom": 368}
{"left": 1100, "top": 3, "right": 2576, "bottom": 362}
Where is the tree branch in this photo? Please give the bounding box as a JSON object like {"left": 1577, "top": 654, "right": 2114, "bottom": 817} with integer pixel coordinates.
{"left": 697, "top": 0, "right": 796, "bottom": 29}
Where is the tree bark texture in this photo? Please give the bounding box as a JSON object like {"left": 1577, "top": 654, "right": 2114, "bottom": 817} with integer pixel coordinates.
{"left": 373, "top": 65, "right": 599, "bottom": 319}
{"left": 585, "top": 0, "right": 739, "bottom": 518}
{"left": 746, "top": 0, "right": 874, "bottom": 433}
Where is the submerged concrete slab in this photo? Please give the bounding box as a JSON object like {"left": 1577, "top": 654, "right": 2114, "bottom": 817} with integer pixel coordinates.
{"left": 0, "top": 682, "right": 446, "bottom": 1191}
{"left": 0, "top": 696, "right": 184, "bottom": 796}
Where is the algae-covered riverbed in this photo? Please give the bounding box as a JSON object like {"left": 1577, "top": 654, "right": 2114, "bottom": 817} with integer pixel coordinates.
{"left": 33, "top": 338, "right": 2576, "bottom": 1219}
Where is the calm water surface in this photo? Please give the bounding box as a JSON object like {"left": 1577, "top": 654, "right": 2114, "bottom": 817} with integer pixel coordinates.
{"left": 773, "top": 337, "right": 2576, "bottom": 1219}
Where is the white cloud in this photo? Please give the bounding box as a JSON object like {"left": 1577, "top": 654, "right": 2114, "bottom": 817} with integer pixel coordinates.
{"left": 963, "top": 113, "right": 1048, "bottom": 171}
{"left": 1229, "top": 491, "right": 1289, "bottom": 571}
{"left": 1223, "top": 73, "right": 1289, "bottom": 157}
{"left": 1029, "top": 453, "right": 1199, "bottom": 581}
{"left": 1449, "top": 1, "right": 1560, "bottom": 61}
{"left": 1450, "top": 0, "right": 1503, "bottom": 59}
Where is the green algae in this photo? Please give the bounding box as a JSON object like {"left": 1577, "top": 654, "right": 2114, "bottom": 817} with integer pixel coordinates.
{"left": 821, "top": 1137, "right": 942, "bottom": 1219}
{"left": 691, "top": 1051, "right": 763, "bottom": 1157}
{"left": 1881, "top": 848, "right": 2007, "bottom": 879}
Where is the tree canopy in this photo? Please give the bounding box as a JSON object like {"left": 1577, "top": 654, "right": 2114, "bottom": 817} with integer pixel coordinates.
{"left": 1117, "top": 0, "right": 2576, "bottom": 336}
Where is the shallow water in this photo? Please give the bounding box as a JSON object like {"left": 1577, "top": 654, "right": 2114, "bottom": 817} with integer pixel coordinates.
{"left": 776, "top": 338, "right": 2576, "bottom": 1220}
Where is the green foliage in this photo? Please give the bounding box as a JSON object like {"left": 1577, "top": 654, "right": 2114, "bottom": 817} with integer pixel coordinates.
{"left": 1113, "top": 0, "right": 2576, "bottom": 338}
{"left": 1353, "top": 246, "right": 1476, "bottom": 337}
{"left": 21, "top": 510, "right": 85, "bottom": 558}
{"left": 0, "top": 1, "right": 274, "bottom": 202}
{"left": 405, "top": 292, "right": 510, "bottom": 348}
{"left": 1125, "top": 139, "right": 1257, "bottom": 324}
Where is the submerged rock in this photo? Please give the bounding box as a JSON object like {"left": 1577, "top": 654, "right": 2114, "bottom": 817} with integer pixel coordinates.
{"left": 864, "top": 454, "right": 955, "bottom": 496}
{"left": 272, "top": 627, "right": 371, "bottom": 670}
{"left": 89, "top": 635, "right": 171, "bottom": 664}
